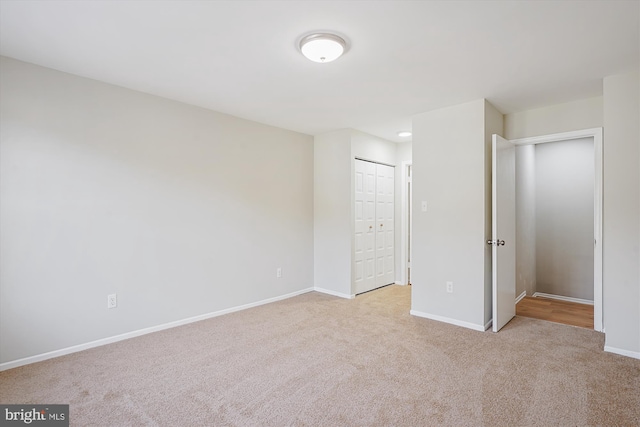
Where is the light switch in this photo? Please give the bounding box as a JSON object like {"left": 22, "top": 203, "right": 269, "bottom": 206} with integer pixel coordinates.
{"left": 421, "top": 201, "right": 427, "bottom": 212}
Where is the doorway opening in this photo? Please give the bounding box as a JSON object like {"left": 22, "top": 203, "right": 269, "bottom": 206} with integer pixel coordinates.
{"left": 511, "top": 128, "right": 603, "bottom": 331}
{"left": 400, "top": 162, "right": 412, "bottom": 286}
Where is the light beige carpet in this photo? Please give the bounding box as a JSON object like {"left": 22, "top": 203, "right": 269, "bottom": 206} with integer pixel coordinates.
{"left": 1, "top": 285, "right": 639, "bottom": 426}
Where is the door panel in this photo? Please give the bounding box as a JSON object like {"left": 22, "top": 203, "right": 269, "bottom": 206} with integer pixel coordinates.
{"left": 355, "top": 201, "right": 363, "bottom": 222}
{"left": 492, "top": 135, "right": 516, "bottom": 332}
{"left": 365, "top": 259, "right": 374, "bottom": 281}
{"left": 355, "top": 260, "right": 363, "bottom": 282}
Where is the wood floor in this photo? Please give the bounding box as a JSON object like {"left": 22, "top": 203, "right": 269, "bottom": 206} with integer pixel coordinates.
{"left": 516, "top": 296, "right": 594, "bottom": 329}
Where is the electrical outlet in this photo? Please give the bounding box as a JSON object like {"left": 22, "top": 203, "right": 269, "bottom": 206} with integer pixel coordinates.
{"left": 276, "top": 267, "right": 282, "bottom": 278}
{"left": 107, "top": 293, "right": 117, "bottom": 309}
{"left": 446, "top": 281, "right": 453, "bottom": 293}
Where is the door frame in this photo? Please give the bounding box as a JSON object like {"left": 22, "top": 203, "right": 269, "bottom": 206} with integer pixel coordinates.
{"left": 510, "top": 128, "right": 603, "bottom": 332}
{"left": 399, "top": 161, "right": 412, "bottom": 285}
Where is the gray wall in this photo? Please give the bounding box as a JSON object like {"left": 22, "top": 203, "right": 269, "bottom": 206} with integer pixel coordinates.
{"left": 602, "top": 69, "right": 640, "bottom": 356}
{"left": 0, "top": 57, "right": 314, "bottom": 364}
{"left": 411, "top": 99, "right": 492, "bottom": 329}
{"left": 535, "top": 138, "right": 594, "bottom": 300}
{"left": 314, "top": 130, "right": 353, "bottom": 297}
{"left": 505, "top": 97, "right": 602, "bottom": 140}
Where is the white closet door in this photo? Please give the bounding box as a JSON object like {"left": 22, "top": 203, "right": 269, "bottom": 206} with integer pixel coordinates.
{"left": 355, "top": 160, "right": 394, "bottom": 294}
{"left": 381, "top": 164, "right": 395, "bottom": 286}
{"left": 375, "top": 163, "right": 395, "bottom": 287}
{"left": 354, "top": 160, "right": 377, "bottom": 294}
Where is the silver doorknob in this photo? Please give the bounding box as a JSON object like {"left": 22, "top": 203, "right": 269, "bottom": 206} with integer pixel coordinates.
{"left": 498, "top": 240, "right": 505, "bottom": 246}
{"left": 487, "top": 240, "right": 506, "bottom": 246}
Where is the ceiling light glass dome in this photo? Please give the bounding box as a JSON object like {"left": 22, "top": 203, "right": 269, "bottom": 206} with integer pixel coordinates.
{"left": 300, "top": 33, "right": 346, "bottom": 63}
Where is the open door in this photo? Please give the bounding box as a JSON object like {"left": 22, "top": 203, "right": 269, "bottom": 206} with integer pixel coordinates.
{"left": 491, "top": 134, "right": 516, "bottom": 332}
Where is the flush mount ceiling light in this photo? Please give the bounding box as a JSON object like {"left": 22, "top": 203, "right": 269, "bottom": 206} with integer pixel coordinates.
{"left": 300, "top": 33, "right": 346, "bottom": 63}
{"left": 397, "top": 131, "right": 412, "bottom": 137}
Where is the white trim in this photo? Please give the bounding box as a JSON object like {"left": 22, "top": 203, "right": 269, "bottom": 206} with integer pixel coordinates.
{"left": 314, "top": 287, "right": 355, "bottom": 299}
{"left": 532, "top": 292, "right": 594, "bottom": 306}
{"left": 410, "top": 310, "right": 486, "bottom": 332}
{"left": 0, "top": 287, "right": 314, "bottom": 372}
{"left": 484, "top": 319, "right": 493, "bottom": 331}
{"left": 515, "top": 291, "right": 527, "bottom": 304}
{"left": 399, "top": 161, "right": 412, "bottom": 286}
{"left": 509, "top": 127, "right": 603, "bottom": 332}
{"left": 394, "top": 281, "right": 405, "bottom": 285}
{"left": 592, "top": 128, "right": 603, "bottom": 332}
{"left": 509, "top": 128, "right": 602, "bottom": 146}
{"left": 604, "top": 346, "right": 640, "bottom": 360}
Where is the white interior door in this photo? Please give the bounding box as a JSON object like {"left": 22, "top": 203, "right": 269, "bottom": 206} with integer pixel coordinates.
{"left": 492, "top": 134, "right": 516, "bottom": 332}
{"left": 355, "top": 159, "right": 394, "bottom": 294}
{"left": 354, "top": 160, "right": 377, "bottom": 294}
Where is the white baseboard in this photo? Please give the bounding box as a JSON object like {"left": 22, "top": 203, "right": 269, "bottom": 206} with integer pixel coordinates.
{"left": 313, "top": 287, "right": 355, "bottom": 299}
{"left": 533, "top": 292, "right": 594, "bottom": 305}
{"left": 0, "top": 286, "right": 315, "bottom": 372}
{"left": 484, "top": 319, "right": 493, "bottom": 331}
{"left": 410, "top": 310, "right": 486, "bottom": 332}
{"left": 604, "top": 346, "right": 640, "bottom": 360}
{"left": 515, "top": 291, "right": 527, "bottom": 304}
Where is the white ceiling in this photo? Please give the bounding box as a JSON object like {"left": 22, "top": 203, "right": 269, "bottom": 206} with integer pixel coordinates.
{"left": 1, "top": 1, "right": 638, "bottom": 142}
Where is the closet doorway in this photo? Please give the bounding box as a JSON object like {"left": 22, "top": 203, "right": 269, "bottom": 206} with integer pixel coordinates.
{"left": 354, "top": 159, "right": 395, "bottom": 294}
{"left": 399, "top": 162, "right": 413, "bottom": 286}
{"left": 512, "top": 128, "right": 602, "bottom": 331}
